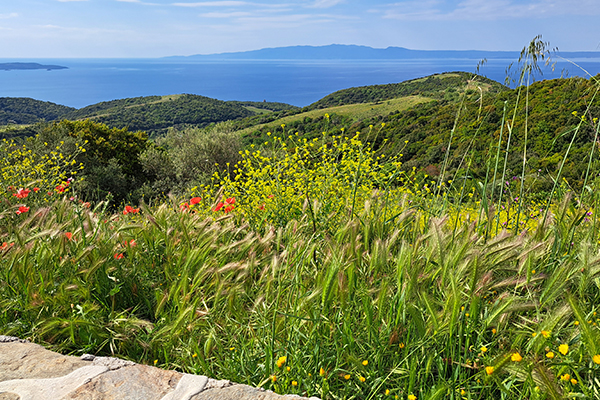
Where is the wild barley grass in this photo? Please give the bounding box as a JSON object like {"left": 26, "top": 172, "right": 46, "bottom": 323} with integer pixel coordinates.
{"left": 1, "top": 177, "right": 599, "bottom": 399}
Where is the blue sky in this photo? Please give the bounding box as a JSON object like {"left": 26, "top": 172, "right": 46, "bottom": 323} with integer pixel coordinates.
{"left": 1, "top": 0, "right": 599, "bottom": 58}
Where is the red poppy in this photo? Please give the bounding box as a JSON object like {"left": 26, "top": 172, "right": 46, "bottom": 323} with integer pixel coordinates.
{"left": 65, "top": 232, "right": 73, "bottom": 240}
{"left": 114, "top": 253, "right": 124, "bottom": 260}
{"left": 13, "top": 188, "right": 31, "bottom": 199}
{"left": 225, "top": 197, "right": 235, "bottom": 204}
{"left": 129, "top": 239, "right": 136, "bottom": 247}
{"left": 224, "top": 205, "right": 235, "bottom": 213}
{"left": 259, "top": 204, "right": 265, "bottom": 210}
{"left": 180, "top": 202, "right": 189, "bottom": 211}
{"left": 33, "top": 187, "right": 40, "bottom": 192}
{"left": 123, "top": 205, "right": 139, "bottom": 215}
{"left": 213, "top": 202, "right": 224, "bottom": 212}
{"left": 16, "top": 206, "right": 29, "bottom": 215}
{"left": 190, "top": 197, "right": 201, "bottom": 205}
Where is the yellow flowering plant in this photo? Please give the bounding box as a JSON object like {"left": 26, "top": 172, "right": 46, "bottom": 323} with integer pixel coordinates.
{"left": 0, "top": 138, "right": 84, "bottom": 215}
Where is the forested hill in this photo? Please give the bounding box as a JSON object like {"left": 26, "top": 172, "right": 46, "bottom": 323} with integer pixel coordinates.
{"left": 0, "top": 94, "right": 300, "bottom": 137}
{"left": 0, "top": 98, "right": 75, "bottom": 125}
{"left": 308, "top": 71, "right": 507, "bottom": 109}
{"left": 62, "top": 94, "right": 258, "bottom": 133}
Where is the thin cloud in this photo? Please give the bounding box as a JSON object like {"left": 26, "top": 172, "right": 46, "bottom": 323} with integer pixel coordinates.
{"left": 379, "top": 0, "right": 600, "bottom": 21}
{"left": 172, "top": 1, "right": 249, "bottom": 6}
{"left": 307, "top": 0, "right": 345, "bottom": 8}
{"left": 199, "top": 11, "right": 252, "bottom": 17}
{"left": 115, "top": 0, "right": 160, "bottom": 4}
{"left": 0, "top": 13, "right": 18, "bottom": 19}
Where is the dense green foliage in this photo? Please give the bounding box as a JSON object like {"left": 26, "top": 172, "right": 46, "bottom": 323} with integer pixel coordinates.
{"left": 29, "top": 120, "right": 151, "bottom": 205}
{"left": 228, "top": 100, "right": 300, "bottom": 112}
{"left": 308, "top": 72, "right": 506, "bottom": 109}
{"left": 0, "top": 95, "right": 298, "bottom": 139}
{"left": 63, "top": 94, "right": 254, "bottom": 135}
{"left": 0, "top": 97, "right": 75, "bottom": 124}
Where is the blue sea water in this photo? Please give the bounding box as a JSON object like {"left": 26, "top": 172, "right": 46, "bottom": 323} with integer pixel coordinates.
{"left": 0, "top": 57, "right": 599, "bottom": 109}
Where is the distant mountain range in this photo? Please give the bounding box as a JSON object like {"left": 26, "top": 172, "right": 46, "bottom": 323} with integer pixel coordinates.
{"left": 166, "top": 44, "right": 600, "bottom": 61}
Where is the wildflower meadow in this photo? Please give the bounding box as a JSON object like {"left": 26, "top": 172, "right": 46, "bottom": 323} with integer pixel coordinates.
{"left": 1, "top": 39, "right": 600, "bottom": 400}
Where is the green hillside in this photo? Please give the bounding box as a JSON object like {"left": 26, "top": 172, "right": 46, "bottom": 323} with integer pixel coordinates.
{"left": 0, "top": 97, "right": 75, "bottom": 124}
{"left": 0, "top": 95, "right": 300, "bottom": 138}
{"left": 63, "top": 94, "right": 254, "bottom": 134}
{"left": 308, "top": 71, "right": 506, "bottom": 109}
{"left": 233, "top": 72, "right": 600, "bottom": 198}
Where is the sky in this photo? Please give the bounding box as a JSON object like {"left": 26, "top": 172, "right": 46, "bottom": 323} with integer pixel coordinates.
{"left": 1, "top": 0, "right": 599, "bottom": 58}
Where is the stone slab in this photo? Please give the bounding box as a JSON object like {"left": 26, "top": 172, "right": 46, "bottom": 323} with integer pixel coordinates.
{"left": 0, "top": 339, "right": 320, "bottom": 400}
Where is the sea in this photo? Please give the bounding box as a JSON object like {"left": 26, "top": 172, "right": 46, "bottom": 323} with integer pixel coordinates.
{"left": 0, "top": 57, "right": 599, "bottom": 109}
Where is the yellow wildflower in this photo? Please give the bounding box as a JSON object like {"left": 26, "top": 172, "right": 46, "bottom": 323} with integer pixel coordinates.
{"left": 276, "top": 356, "right": 287, "bottom": 368}
{"left": 344, "top": 374, "right": 351, "bottom": 380}
{"left": 546, "top": 351, "right": 555, "bottom": 359}
{"left": 571, "top": 378, "right": 577, "bottom": 385}
{"left": 358, "top": 376, "right": 366, "bottom": 382}
{"left": 558, "top": 344, "right": 569, "bottom": 355}
{"left": 408, "top": 395, "right": 416, "bottom": 400}
{"left": 385, "top": 389, "right": 390, "bottom": 395}
{"left": 593, "top": 355, "right": 600, "bottom": 364}
{"left": 480, "top": 346, "right": 487, "bottom": 353}
{"left": 362, "top": 360, "right": 368, "bottom": 366}
{"left": 560, "top": 373, "right": 570, "bottom": 381}
{"left": 541, "top": 330, "right": 550, "bottom": 338}
{"left": 319, "top": 368, "right": 326, "bottom": 376}
{"left": 291, "top": 381, "right": 298, "bottom": 386}
{"left": 485, "top": 366, "right": 494, "bottom": 375}
{"left": 511, "top": 352, "right": 522, "bottom": 362}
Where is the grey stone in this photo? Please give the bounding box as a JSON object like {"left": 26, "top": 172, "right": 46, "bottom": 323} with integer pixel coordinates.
{"left": 90, "top": 357, "right": 135, "bottom": 371}
{"left": 63, "top": 364, "right": 180, "bottom": 400}
{"left": 0, "top": 342, "right": 89, "bottom": 381}
{"left": 0, "top": 365, "right": 108, "bottom": 400}
{"left": 0, "top": 339, "right": 320, "bottom": 400}
{"left": 160, "top": 374, "right": 208, "bottom": 400}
